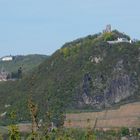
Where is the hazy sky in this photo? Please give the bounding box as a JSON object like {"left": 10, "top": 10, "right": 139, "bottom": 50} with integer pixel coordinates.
{"left": 0, "top": 0, "right": 139, "bottom": 57}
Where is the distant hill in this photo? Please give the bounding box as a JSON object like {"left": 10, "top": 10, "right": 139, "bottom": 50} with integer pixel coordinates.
{"left": 0, "top": 54, "right": 48, "bottom": 75}
{"left": 0, "top": 30, "right": 140, "bottom": 125}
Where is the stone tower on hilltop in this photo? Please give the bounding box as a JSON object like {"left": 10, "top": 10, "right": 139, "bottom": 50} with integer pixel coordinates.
{"left": 103, "top": 24, "right": 112, "bottom": 33}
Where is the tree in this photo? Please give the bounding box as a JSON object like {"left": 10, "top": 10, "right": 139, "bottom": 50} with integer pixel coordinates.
{"left": 62, "top": 48, "right": 70, "bottom": 58}
{"left": 18, "top": 67, "right": 22, "bottom": 79}
{"left": 8, "top": 111, "right": 20, "bottom": 140}
{"left": 51, "top": 101, "right": 65, "bottom": 128}
{"left": 0, "top": 133, "right": 3, "bottom": 140}
{"left": 41, "top": 100, "right": 52, "bottom": 139}
{"left": 28, "top": 97, "right": 39, "bottom": 136}
{"left": 103, "top": 32, "right": 117, "bottom": 41}
{"left": 120, "top": 127, "right": 129, "bottom": 137}
{"left": 8, "top": 125, "right": 20, "bottom": 140}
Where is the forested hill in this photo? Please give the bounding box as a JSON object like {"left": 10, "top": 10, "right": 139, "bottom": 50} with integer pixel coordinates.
{"left": 0, "top": 54, "right": 48, "bottom": 74}
{"left": 0, "top": 30, "right": 140, "bottom": 125}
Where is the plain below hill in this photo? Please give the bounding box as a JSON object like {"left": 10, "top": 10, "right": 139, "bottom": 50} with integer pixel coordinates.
{"left": 65, "top": 102, "right": 140, "bottom": 128}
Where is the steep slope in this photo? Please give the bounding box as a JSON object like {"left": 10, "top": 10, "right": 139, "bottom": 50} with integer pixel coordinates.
{"left": 27, "top": 31, "right": 140, "bottom": 110}
{"left": 0, "top": 31, "right": 140, "bottom": 125}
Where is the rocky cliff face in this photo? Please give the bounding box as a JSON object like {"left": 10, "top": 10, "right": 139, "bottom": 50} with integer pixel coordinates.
{"left": 80, "top": 58, "right": 138, "bottom": 109}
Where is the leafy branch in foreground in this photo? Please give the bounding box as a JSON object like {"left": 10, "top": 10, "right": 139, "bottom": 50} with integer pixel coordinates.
{"left": 28, "top": 97, "right": 39, "bottom": 139}
{"left": 8, "top": 111, "right": 20, "bottom": 140}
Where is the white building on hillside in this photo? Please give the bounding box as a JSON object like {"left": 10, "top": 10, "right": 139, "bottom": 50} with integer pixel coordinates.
{"left": 1, "top": 56, "right": 13, "bottom": 61}
{"left": 107, "top": 38, "right": 132, "bottom": 44}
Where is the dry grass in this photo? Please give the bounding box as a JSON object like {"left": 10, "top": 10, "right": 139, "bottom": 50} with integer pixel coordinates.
{"left": 65, "top": 102, "right": 140, "bottom": 129}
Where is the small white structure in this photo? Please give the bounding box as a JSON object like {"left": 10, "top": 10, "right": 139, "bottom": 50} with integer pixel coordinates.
{"left": 1, "top": 56, "right": 13, "bottom": 61}
{"left": 107, "top": 38, "right": 132, "bottom": 44}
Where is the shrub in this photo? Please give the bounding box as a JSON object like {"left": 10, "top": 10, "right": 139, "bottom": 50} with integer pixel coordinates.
{"left": 120, "top": 127, "right": 129, "bottom": 136}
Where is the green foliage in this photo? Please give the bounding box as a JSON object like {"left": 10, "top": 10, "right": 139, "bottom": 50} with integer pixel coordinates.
{"left": 85, "top": 128, "right": 96, "bottom": 140}
{"left": 113, "top": 30, "right": 130, "bottom": 40}
{"left": 7, "top": 110, "right": 20, "bottom": 140}
{"left": 42, "top": 128, "right": 87, "bottom": 140}
{"left": 41, "top": 111, "right": 52, "bottom": 138}
{"left": 0, "top": 134, "right": 3, "bottom": 140}
{"left": 28, "top": 97, "right": 39, "bottom": 134}
{"left": 26, "top": 133, "right": 42, "bottom": 140}
{"left": 61, "top": 47, "right": 71, "bottom": 58}
{"left": 102, "top": 30, "right": 131, "bottom": 41}
{"left": 95, "top": 129, "right": 120, "bottom": 140}
{"left": 103, "top": 32, "right": 116, "bottom": 41}
{"left": 51, "top": 106, "right": 65, "bottom": 128}
{"left": 120, "top": 127, "right": 129, "bottom": 136}
{"left": 138, "top": 41, "right": 140, "bottom": 44}
{"left": 8, "top": 125, "right": 20, "bottom": 140}
{"left": 60, "top": 45, "right": 80, "bottom": 58}
{"left": 1, "top": 127, "right": 138, "bottom": 140}
{"left": 0, "top": 54, "right": 48, "bottom": 75}
{"left": 130, "top": 128, "right": 139, "bottom": 137}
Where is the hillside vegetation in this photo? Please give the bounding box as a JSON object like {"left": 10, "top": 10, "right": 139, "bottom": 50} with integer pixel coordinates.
{"left": 0, "top": 30, "right": 140, "bottom": 125}
{"left": 0, "top": 54, "right": 48, "bottom": 75}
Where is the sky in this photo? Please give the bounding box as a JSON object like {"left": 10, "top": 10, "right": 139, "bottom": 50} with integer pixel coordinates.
{"left": 0, "top": 0, "right": 140, "bottom": 57}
